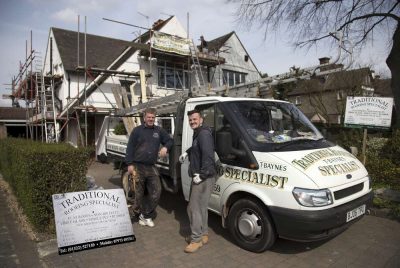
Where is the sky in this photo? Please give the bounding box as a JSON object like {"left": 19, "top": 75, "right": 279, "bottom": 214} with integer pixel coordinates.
{"left": 0, "top": 0, "right": 392, "bottom": 107}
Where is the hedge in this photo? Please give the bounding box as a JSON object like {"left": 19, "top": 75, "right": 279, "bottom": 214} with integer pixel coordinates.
{"left": 0, "top": 138, "right": 92, "bottom": 233}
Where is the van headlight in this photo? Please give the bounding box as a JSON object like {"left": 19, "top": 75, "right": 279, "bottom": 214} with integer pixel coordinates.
{"left": 292, "top": 188, "right": 333, "bottom": 207}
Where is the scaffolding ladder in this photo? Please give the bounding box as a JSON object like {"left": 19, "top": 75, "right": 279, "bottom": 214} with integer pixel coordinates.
{"left": 38, "top": 74, "right": 58, "bottom": 142}
{"left": 189, "top": 39, "right": 205, "bottom": 88}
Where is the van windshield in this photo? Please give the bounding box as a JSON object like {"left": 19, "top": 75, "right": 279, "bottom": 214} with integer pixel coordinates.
{"left": 226, "top": 101, "right": 324, "bottom": 148}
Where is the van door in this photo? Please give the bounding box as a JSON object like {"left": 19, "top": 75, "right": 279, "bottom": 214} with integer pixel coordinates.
{"left": 180, "top": 102, "right": 218, "bottom": 203}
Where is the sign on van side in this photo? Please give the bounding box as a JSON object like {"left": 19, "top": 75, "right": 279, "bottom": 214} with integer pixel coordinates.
{"left": 344, "top": 97, "right": 393, "bottom": 128}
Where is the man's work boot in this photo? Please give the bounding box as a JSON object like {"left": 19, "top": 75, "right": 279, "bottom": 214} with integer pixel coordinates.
{"left": 185, "top": 235, "right": 208, "bottom": 245}
{"left": 184, "top": 241, "right": 203, "bottom": 253}
{"left": 202, "top": 235, "right": 209, "bottom": 245}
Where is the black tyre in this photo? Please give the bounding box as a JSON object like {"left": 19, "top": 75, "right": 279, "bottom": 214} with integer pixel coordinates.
{"left": 121, "top": 170, "right": 134, "bottom": 203}
{"left": 227, "top": 198, "right": 276, "bottom": 252}
{"left": 97, "top": 153, "right": 108, "bottom": 163}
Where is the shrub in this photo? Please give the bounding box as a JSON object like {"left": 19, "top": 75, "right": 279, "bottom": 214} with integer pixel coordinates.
{"left": 0, "top": 138, "right": 92, "bottom": 233}
{"left": 365, "top": 135, "right": 400, "bottom": 191}
{"left": 114, "top": 122, "right": 127, "bottom": 135}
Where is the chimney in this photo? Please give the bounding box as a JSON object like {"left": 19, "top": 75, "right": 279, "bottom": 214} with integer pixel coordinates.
{"left": 319, "top": 57, "right": 332, "bottom": 72}
{"left": 152, "top": 19, "right": 164, "bottom": 28}
{"left": 319, "top": 57, "right": 330, "bottom": 65}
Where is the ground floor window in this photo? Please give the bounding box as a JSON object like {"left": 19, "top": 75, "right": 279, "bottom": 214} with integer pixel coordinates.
{"left": 158, "top": 61, "right": 189, "bottom": 89}
{"left": 222, "top": 70, "right": 246, "bottom": 87}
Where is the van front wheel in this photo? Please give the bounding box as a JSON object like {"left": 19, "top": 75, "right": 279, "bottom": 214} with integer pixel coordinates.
{"left": 227, "top": 198, "right": 276, "bottom": 253}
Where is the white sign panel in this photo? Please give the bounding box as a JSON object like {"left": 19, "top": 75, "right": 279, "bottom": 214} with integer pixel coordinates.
{"left": 151, "top": 31, "right": 190, "bottom": 56}
{"left": 344, "top": 96, "right": 393, "bottom": 128}
{"left": 52, "top": 189, "right": 135, "bottom": 255}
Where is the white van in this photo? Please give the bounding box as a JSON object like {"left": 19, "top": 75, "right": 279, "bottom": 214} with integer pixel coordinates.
{"left": 101, "top": 95, "right": 373, "bottom": 252}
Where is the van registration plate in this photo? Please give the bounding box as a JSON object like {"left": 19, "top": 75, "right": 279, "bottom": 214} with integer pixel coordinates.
{"left": 346, "top": 204, "right": 366, "bottom": 222}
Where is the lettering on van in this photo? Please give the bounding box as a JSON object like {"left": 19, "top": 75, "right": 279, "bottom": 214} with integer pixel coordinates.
{"left": 216, "top": 165, "right": 288, "bottom": 189}
{"left": 106, "top": 144, "right": 126, "bottom": 153}
{"left": 291, "top": 148, "right": 356, "bottom": 170}
{"left": 318, "top": 161, "right": 360, "bottom": 176}
{"left": 259, "top": 161, "right": 287, "bottom": 172}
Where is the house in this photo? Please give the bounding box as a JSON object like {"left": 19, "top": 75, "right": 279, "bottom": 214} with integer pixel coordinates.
{"left": 204, "top": 31, "right": 261, "bottom": 87}
{"left": 373, "top": 78, "right": 392, "bottom": 97}
{"left": 0, "top": 107, "right": 32, "bottom": 138}
{"left": 32, "top": 15, "right": 260, "bottom": 147}
{"left": 284, "top": 58, "right": 375, "bottom": 125}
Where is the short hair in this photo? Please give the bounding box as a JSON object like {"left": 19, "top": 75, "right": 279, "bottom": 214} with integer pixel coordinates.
{"left": 187, "top": 109, "right": 202, "bottom": 117}
{"left": 144, "top": 107, "right": 156, "bottom": 116}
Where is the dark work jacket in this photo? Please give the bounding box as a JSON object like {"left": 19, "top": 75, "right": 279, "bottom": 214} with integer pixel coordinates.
{"left": 125, "top": 124, "right": 173, "bottom": 166}
{"left": 187, "top": 126, "right": 216, "bottom": 180}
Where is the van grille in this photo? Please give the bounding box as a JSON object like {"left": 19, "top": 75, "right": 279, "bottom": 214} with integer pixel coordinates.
{"left": 334, "top": 182, "right": 364, "bottom": 200}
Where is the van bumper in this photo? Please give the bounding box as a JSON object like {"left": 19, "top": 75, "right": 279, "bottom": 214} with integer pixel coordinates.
{"left": 269, "top": 191, "right": 373, "bottom": 242}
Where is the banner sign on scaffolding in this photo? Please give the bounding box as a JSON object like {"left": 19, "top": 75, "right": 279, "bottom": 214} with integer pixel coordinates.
{"left": 52, "top": 189, "right": 135, "bottom": 255}
{"left": 344, "top": 96, "right": 393, "bottom": 129}
{"left": 151, "top": 31, "right": 190, "bottom": 56}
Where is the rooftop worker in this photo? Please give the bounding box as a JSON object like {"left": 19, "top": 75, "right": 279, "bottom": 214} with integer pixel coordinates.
{"left": 125, "top": 107, "right": 173, "bottom": 227}
{"left": 199, "top": 35, "right": 208, "bottom": 53}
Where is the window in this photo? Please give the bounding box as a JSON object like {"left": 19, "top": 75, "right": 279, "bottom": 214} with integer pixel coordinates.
{"left": 222, "top": 70, "right": 247, "bottom": 86}
{"left": 158, "top": 61, "right": 189, "bottom": 89}
{"left": 194, "top": 104, "right": 215, "bottom": 132}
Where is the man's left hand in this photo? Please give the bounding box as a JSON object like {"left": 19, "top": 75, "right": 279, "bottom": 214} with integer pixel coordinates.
{"left": 159, "top": 147, "right": 168, "bottom": 157}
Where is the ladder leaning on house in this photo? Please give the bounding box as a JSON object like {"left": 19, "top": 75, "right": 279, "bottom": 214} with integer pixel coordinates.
{"left": 188, "top": 39, "right": 205, "bottom": 88}
{"left": 36, "top": 73, "right": 58, "bottom": 143}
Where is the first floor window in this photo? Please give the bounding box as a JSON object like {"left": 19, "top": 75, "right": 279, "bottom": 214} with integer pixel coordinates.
{"left": 158, "top": 61, "right": 189, "bottom": 89}
{"left": 222, "top": 70, "right": 247, "bottom": 87}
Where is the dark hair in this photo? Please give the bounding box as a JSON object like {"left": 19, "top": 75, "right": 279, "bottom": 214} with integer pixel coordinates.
{"left": 187, "top": 109, "right": 202, "bottom": 117}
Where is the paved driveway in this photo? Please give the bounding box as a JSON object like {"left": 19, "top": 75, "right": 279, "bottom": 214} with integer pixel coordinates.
{"left": 40, "top": 162, "right": 400, "bottom": 268}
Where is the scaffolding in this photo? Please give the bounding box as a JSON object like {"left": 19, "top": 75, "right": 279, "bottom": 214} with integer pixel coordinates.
{"left": 11, "top": 17, "right": 226, "bottom": 145}
{"left": 10, "top": 31, "right": 60, "bottom": 143}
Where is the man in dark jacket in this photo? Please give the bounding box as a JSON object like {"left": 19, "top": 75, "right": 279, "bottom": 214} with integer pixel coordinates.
{"left": 125, "top": 108, "right": 173, "bottom": 227}
{"left": 181, "top": 109, "right": 216, "bottom": 253}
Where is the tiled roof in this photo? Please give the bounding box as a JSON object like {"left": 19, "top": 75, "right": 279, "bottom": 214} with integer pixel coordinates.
{"left": 373, "top": 78, "right": 392, "bottom": 97}
{"left": 52, "top": 27, "right": 131, "bottom": 72}
{"left": 206, "top": 31, "right": 235, "bottom": 52}
{"left": 287, "top": 67, "right": 372, "bottom": 95}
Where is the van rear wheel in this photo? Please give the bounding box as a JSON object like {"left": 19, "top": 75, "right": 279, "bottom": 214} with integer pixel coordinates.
{"left": 227, "top": 198, "right": 276, "bottom": 253}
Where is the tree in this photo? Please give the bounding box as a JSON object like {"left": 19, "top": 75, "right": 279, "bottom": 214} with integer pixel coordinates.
{"left": 230, "top": 0, "right": 400, "bottom": 127}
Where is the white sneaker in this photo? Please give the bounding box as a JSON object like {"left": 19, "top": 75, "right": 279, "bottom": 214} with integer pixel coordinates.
{"left": 139, "top": 214, "right": 155, "bottom": 227}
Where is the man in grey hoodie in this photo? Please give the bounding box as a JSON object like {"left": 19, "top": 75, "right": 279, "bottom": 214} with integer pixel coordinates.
{"left": 180, "top": 109, "right": 216, "bottom": 253}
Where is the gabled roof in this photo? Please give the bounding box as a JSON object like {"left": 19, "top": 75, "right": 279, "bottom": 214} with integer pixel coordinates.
{"left": 323, "top": 68, "right": 371, "bottom": 90}
{"left": 52, "top": 27, "right": 131, "bottom": 72}
{"left": 207, "top": 31, "right": 235, "bottom": 52}
{"left": 287, "top": 67, "right": 373, "bottom": 96}
{"left": 135, "top": 16, "right": 174, "bottom": 43}
{"left": 373, "top": 78, "right": 392, "bottom": 97}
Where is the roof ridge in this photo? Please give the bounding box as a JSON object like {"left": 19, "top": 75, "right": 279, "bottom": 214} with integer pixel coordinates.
{"left": 51, "top": 27, "right": 129, "bottom": 43}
